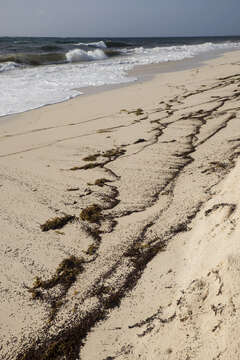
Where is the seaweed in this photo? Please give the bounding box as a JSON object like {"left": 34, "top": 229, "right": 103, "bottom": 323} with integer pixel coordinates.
{"left": 202, "top": 161, "right": 229, "bottom": 174}
{"left": 55, "top": 230, "right": 65, "bottom": 235}
{"left": 70, "top": 148, "right": 125, "bottom": 172}
{"left": 102, "top": 148, "right": 126, "bottom": 159}
{"left": 70, "top": 162, "right": 101, "bottom": 171}
{"left": 170, "top": 222, "right": 189, "bottom": 234}
{"left": 82, "top": 154, "right": 100, "bottom": 162}
{"left": 97, "top": 128, "right": 112, "bottom": 134}
{"left": 80, "top": 162, "right": 101, "bottom": 170}
{"left": 32, "top": 335, "right": 79, "bottom": 360}
{"left": 134, "top": 138, "right": 146, "bottom": 144}
{"left": 209, "top": 161, "right": 228, "bottom": 169}
{"left": 40, "top": 215, "right": 75, "bottom": 232}
{"left": 86, "top": 244, "right": 98, "bottom": 256}
{"left": 48, "top": 300, "right": 64, "bottom": 323}
{"left": 205, "top": 203, "right": 236, "bottom": 217}
{"left": 69, "top": 166, "right": 82, "bottom": 171}
{"left": 80, "top": 204, "right": 102, "bottom": 223}
{"left": 32, "top": 256, "right": 84, "bottom": 291}
{"left": 28, "top": 288, "right": 43, "bottom": 300}
{"left": 128, "top": 108, "right": 144, "bottom": 116}
{"left": 94, "top": 178, "right": 110, "bottom": 187}
{"left": 135, "top": 108, "right": 144, "bottom": 116}
{"left": 27, "top": 255, "right": 84, "bottom": 327}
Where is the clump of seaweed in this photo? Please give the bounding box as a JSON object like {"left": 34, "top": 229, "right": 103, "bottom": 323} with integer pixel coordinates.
{"left": 134, "top": 138, "right": 146, "bottom": 144}
{"left": 210, "top": 161, "right": 228, "bottom": 169}
{"left": 94, "top": 178, "right": 110, "bottom": 187}
{"left": 80, "top": 162, "right": 101, "bottom": 170}
{"left": 135, "top": 108, "right": 144, "bottom": 116}
{"left": 170, "top": 222, "right": 188, "bottom": 234}
{"left": 17, "top": 335, "right": 79, "bottom": 360}
{"left": 82, "top": 154, "right": 100, "bottom": 162}
{"left": 35, "top": 330, "right": 88, "bottom": 360}
{"left": 83, "top": 225, "right": 101, "bottom": 241}
{"left": 80, "top": 204, "right": 102, "bottom": 223}
{"left": 128, "top": 108, "right": 144, "bottom": 116}
{"left": 97, "top": 128, "right": 112, "bottom": 134}
{"left": 202, "top": 161, "right": 229, "bottom": 175}
{"left": 70, "top": 166, "right": 82, "bottom": 171}
{"left": 55, "top": 230, "right": 65, "bottom": 235}
{"left": 102, "top": 148, "right": 126, "bottom": 160}
{"left": 70, "top": 148, "right": 125, "bottom": 172}
{"left": 40, "top": 215, "right": 75, "bottom": 232}
{"left": 28, "top": 288, "right": 43, "bottom": 300}
{"left": 43, "top": 338, "right": 76, "bottom": 360}
{"left": 86, "top": 244, "right": 98, "bottom": 256}
{"left": 27, "top": 256, "right": 84, "bottom": 325}
{"left": 70, "top": 162, "right": 101, "bottom": 171}
{"left": 48, "top": 300, "right": 64, "bottom": 322}
{"left": 205, "top": 203, "right": 236, "bottom": 217}
{"left": 32, "top": 256, "right": 84, "bottom": 291}
{"left": 66, "top": 187, "right": 79, "bottom": 192}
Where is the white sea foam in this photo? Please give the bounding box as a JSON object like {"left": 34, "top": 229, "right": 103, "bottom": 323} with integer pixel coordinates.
{"left": 0, "top": 61, "right": 22, "bottom": 73}
{"left": 120, "top": 42, "right": 240, "bottom": 66}
{"left": 66, "top": 48, "right": 107, "bottom": 62}
{"left": 0, "top": 61, "right": 134, "bottom": 116}
{"left": 1, "top": 41, "right": 240, "bottom": 117}
{"left": 74, "top": 40, "right": 107, "bottom": 49}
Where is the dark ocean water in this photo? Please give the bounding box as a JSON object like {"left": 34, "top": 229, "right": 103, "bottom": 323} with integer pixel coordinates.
{"left": 1, "top": 36, "right": 240, "bottom": 116}
{"left": 1, "top": 36, "right": 240, "bottom": 66}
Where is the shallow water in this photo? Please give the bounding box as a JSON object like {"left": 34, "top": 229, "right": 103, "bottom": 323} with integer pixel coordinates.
{"left": 1, "top": 36, "right": 240, "bottom": 117}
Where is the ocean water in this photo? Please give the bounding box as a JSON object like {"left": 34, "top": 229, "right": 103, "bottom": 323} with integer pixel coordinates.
{"left": 1, "top": 36, "right": 240, "bottom": 117}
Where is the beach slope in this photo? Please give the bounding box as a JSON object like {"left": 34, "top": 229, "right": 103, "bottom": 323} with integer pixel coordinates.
{"left": 1, "top": 51, "right": 240, "bottom": 359}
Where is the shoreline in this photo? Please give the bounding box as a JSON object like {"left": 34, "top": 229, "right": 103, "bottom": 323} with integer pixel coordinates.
{"left": 1, "top": 47, "right": 239, "bottom": 123}
{"left": 1, "top": 50, "right": 240, "bottom": 359}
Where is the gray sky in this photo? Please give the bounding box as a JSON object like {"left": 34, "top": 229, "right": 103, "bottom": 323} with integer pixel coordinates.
{"left": 1, "top": 0, "right": 240, "bottom": 37}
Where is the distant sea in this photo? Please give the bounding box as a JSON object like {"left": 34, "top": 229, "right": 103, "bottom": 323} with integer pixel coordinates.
{"left": 1, "top": 36, "right": 240, "bottom": 117}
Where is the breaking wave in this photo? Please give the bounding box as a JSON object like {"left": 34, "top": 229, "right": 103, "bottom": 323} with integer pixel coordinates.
{"left": 0, "top": 61, "right": 22, "bottom": 72}
{"left": 1, "top": 38, "right": 240, "bottom": 116}
{"left": 74, "top": 40, "right": 107, "bottom": 49}
{"left": 1, "top": 41, "right": 237, "bottom": 71}
{"left": 0, "top": 49, "right": 121, "bottom": 69}
{"left": 74, "top": 40, "right": 134, "bottom": 49}
{"left": 66, "top": 48, "right": 107, "bottom": 62}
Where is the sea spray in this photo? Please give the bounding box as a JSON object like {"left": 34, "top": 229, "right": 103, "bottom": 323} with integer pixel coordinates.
{"left": 66, "top": 48, "right": 107, "bottom": 62}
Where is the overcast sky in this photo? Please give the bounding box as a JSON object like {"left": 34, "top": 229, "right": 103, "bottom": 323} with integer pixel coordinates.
{"left": 1, "top": 0, "right": 240, "bottom": 37}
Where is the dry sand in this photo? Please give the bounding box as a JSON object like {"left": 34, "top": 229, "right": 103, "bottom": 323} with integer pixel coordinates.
{"left": 1, "top": 50, "right": 240, "bottom": 360}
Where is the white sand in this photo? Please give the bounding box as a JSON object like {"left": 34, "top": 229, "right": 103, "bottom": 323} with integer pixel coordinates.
{"left": 1, "top": 50, "right": 240, "bottom": 359}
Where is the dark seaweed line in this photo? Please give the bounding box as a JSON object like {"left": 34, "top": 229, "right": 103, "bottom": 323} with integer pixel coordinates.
{"left": 109, "top": 96, "right": 231, "bottom": 221}
{"left": 31, "top": 173, "right": 122, "bottom": 322}
{"left": 16, "top": 112, "right": 203, "bottom": 360}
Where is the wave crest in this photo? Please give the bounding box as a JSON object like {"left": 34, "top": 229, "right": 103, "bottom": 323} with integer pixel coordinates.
{"left": 66, "top": 48, "right": 107, "bottom": 63}
{"left": 74, "top": 41, "right": 107, "bottom": 49}
{"left": 0, "top": 61, "right": 22, "bottom": 72}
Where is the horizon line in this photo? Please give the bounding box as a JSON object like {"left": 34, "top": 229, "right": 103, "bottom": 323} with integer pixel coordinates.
{"left": 1, "top": 34, "right": 240, "bottom": 39}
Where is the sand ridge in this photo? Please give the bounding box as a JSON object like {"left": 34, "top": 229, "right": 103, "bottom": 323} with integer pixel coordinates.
{"left": 1, "top": 51, "right": 240, "bottom": 359}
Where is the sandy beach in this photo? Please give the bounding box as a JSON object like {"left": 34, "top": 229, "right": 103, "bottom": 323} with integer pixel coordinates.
{"left": 1, "top": 50, "right": 240, "bottom": 360}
